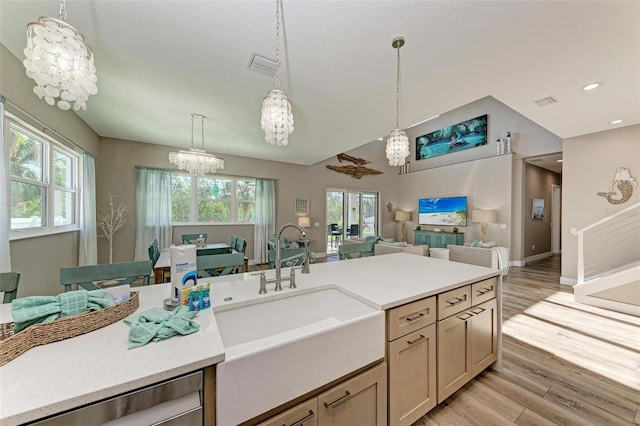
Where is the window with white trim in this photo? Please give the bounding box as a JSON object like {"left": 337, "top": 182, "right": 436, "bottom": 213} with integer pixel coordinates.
{"left": 171, "top": 172, "right": 256, "bottom": 224}
{"left": 8, "top": 119, "right": 80, "bottom": 237}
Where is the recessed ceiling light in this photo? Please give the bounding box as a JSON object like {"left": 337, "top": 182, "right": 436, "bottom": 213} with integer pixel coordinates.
{"left": 609, "top": 119, "right": 625, "bottom": 125}
{"left": 581, "top": 81, "right": 603, "bottom": 91}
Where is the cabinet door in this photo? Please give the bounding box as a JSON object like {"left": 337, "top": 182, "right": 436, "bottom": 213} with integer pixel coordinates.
{"left": 470, "top": 298, "right": 498, "bottom": 375}
{"left": 388, "top": 325, "right": 436, "bottom": 426}
{"left": 258, "top": 398, "right": 318, "bottom": 426}
{"left": 317, "top": 362, "right": 387, "bottom": 426}
{"left": 437, "top": 311, "right": 472, "bottom": 402}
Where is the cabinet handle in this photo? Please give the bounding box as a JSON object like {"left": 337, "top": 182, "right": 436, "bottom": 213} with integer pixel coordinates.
{"left": 407, "top": 334, "right": 426, "bottom": 345}
{"left": 323, "top": 390, "right": 352, "bottom": 409}
{"left": 471, "top": 307, "right": 485, "bottom": 315}
{"left": 290, "top": 410, "right": 315, "bottom": 426}
{"left": 446, "top": 296, "right": 466, "bottom": 306}
{"left": 476, "top": 286, "right": 493, "bottom": 295}
{"left": 457, "top": 312, "right": 473, "bottom": 320}
{"left": 406, "top": 312, "right": 425, "bottom": 322}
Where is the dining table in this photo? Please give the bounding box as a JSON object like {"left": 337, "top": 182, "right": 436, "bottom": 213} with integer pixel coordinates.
{"left": 153, "top": 243, "right": 247, "bottom": 283}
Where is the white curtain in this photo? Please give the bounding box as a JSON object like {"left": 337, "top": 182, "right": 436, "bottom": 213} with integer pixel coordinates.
{"left": 0, "top": 99, "right": 11, "bottom": 272}
{"left": 134, "top": 166, "right": 172, "bottom": 261}
{"left": 79, "top": 151, "right": 97, "bottom": 265}
{"left": 253, "top": 178, "right": 276, "bottom": 264}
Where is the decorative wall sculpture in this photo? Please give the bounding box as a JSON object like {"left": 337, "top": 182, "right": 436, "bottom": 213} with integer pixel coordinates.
{"left": 597, "top": 167, "right": 637, "bottom": 204}
{"left": 326, "top": 153, "right": 382, "bottom": 179}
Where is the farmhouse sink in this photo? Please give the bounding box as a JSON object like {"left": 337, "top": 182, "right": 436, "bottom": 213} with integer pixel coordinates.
{"left": 214, "top": 285, "right": 385, "bottom": 426}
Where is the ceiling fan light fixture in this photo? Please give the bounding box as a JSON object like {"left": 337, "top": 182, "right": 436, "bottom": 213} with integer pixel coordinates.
{"left": 23, "top": 0, "right": 97, "bottom": 111}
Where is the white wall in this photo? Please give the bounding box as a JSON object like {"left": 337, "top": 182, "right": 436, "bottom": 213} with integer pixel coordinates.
{"left": 561, "top": 124, "right": 640, "bottom": 284}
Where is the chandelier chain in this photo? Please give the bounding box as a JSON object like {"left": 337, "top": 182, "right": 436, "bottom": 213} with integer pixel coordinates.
{"left": 58, "top": 0, "right": 67, "bottom": 21}
{"left": 395, "top": 44, "right": 401, "bottom": 129}
{"left": 191, "top": 114, "right": 195, "bottom": 148}
{"left": 275, "top": 0, "right": 281, "bottom": 89}
{"left": 200, "top": 115, "right": 205, "bottom": 149}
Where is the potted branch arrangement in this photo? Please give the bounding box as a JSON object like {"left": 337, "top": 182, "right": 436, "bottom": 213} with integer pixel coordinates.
{"left": 97, "top": 193, "right": 127, "bottom": 264}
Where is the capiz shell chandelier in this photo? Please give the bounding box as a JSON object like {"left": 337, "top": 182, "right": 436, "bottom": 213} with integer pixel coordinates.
{"left": 386, "top": 36, "right": 410, "bottom": 167}
{"left": 261, "top": 0, "right": 294, "bottom": 146}
{"left": 23, "top": 0, "right": 98, "bottom": 111}
{"left": 169, "top": 114, "right": 224, "bottom": 176}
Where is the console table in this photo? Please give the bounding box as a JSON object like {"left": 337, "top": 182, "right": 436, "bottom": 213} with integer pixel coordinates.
{"left": 414, "top": 230, "right": 464, "bottom": 249}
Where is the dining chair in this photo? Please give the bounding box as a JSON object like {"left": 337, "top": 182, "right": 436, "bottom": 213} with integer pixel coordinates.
{"left": 234, "top": 237, "right": 247, "bottom": 254}
{"left": 230, "top": 235, "right": 238, "bottom": 250}
{"left": 268, "top": 247, "right": 312, "bottom": 269}
{"left": 148, "top": 238, "right": 160, "bottom": 266}
{"left": 182, "top": 233, "right": 207, "bottom": 244}
{"left": 348, "top": 224, "right": 360, "bottom": 238}
{"left": 60, "top": 260, "right": 153, "bottom": 292}
{"left": 0, "top": 272, "right": 21, "bottom": 303}
{"left": 196, "top": 252, "right": 245, "bottom": 277}
{"left": 338, "top": 241, "right": 374, "bottom": 260}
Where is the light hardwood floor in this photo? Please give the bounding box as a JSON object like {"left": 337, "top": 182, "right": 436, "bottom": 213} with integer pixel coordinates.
{"left": 415, "top": 255, "right": 640, "bottom": 426}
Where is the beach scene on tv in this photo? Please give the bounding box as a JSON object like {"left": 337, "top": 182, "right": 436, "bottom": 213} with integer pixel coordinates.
{"left": 418, "top": 197, "right": 467, "bottom": 226}
{"left": 415, "top": 115, "right": 488, "bottom": 161}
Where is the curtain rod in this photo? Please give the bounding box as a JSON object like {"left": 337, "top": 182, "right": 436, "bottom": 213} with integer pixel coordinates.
{"left": 135, "top": 165, "right": 278, "bottom": 181}
{"left": 0, "top": 95, "right": 86, "bottom": 153}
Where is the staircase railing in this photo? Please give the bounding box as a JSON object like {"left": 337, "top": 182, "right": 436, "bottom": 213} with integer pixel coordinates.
{"left": 572, "top": 202, "right": 640, "bottom": 284}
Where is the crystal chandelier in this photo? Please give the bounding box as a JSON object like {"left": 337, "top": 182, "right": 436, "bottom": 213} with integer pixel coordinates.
{"left": 169, "top": 114, "right": 224, "bottom": 176}
{"left": 386, "top": 36, "right": 410, "bottom": 167}
{"left": 261, "top": 0, "right": 294, "bottom": 146}
{"left": 23, "top": 0, "right": 98, "bottom": 111}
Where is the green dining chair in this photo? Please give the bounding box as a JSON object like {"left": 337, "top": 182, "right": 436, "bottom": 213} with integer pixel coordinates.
{"left": 182, "top": 233, "right": 207, "bottom": 244}
{"left": 60, "top": 260, "right": 153, "bottom": 292}
{"left": 234, "top": 237, "right": 247, "bottom": 254}
{"left": 196, "top": 252, "right": 245, "bottom": 277}
{"left": 0, "top": 272, "right": 21, "bottom": 303}
{"left": 148, "top": 238, "right": 160, "bottom": 266}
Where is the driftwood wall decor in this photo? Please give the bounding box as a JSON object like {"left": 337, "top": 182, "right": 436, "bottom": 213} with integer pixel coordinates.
{"left": 597, "top": 167, "right": 637, "bottom": 204}
{"left": 326, "top": 153, "right": 383, "bottom": 179}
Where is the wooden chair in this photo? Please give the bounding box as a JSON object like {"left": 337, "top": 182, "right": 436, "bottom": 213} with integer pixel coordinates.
{"left": 182, "top": 233, "right": 207, "bottom": 244}
{"left": 60, "top": 260, "right": 153, "bottom": 292}
{"left": 268, "top": 247, "right": 312, "bottom": 269}
{"left": 0, "top": 272, "right": 20, "bottom": 303}
{"left": 196, "top": 252, "right": 245, "bottom": 277}
{"left": 338, "top": 241, "right": 374, "bottom": 260}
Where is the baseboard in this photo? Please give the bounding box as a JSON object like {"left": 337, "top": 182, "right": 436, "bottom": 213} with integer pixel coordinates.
{"left": 511, "top": 260, "right": 526, "bottom": 267}
{"left": 560, "top": 276, "right": 577, "bottom": 286}
{"left": 524, "top": 251, "right": 552, "bottom": 263}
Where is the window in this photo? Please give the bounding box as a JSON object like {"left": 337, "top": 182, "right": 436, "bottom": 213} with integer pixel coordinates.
{"left": 171, "top": 172, "right": 256, "bottom": 224}
{"left": 8, "top": 119, "right": 80, "bottom": 237}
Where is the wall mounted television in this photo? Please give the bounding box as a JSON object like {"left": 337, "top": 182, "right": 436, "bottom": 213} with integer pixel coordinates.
{"left": 418, "top": 196, "right": 467, "bottom": 226}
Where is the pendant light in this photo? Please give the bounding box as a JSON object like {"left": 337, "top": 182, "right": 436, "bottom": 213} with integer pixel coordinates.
{"left": 386, "top": 36, "right": 410, "bottom": 167}
{"left": 261, "top": 0, "right": 294, "bottom": 146}
{"left": 169, "top": 114, "right": 224, "bottom": 176}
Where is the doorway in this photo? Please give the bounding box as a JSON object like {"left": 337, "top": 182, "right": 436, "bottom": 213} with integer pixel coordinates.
{"left": 326, "top": 189, "right": 379, "bottom": 254}
{"left": 551, "top": 184, "right": 562, "bottom": 253}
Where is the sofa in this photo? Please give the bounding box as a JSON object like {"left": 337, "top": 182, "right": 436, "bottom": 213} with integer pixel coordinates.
{"left": 447, "top": 244, "right": 509, "bottom": 275}
{"left": 340, "top": 237, "right": 428, "bottom": 257}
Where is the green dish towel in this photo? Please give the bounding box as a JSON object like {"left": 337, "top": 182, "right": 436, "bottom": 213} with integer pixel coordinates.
{"left": 11, "top": 290, "right": 115, "bottom": 333}
{"left": 124, "top": 306, "right": 200, "bottom": 349}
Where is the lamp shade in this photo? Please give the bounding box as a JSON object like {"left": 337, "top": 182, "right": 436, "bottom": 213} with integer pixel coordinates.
{"left": 472, "top": 210, "right": 497, "bottom": 224}
{"left": 297, "top": 216, "right": 311, "bottom": 228}
{"left": 395, "top": 211, "right": 411, "bottom": 222}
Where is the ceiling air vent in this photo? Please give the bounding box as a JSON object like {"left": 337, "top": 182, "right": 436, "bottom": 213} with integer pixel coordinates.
{"left": 533, "top": 96, "right": 559, "bottom": 107}
{"left": 248, "top": 53, "right": 276, "bottom": 77}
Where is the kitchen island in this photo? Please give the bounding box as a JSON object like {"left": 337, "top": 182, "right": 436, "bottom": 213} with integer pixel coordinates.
{"left": 0, "top": 253, "right": 501, "bottom": 425}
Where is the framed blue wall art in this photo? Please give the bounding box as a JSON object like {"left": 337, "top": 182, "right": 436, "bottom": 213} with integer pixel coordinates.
{"left": 415, "top": 115, "right": 488, "bottom": 161}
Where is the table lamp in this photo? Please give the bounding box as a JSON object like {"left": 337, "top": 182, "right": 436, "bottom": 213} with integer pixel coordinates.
{"left": 297, "top": 216, "right": 311, "bottom": 229}
{"left": 472, "top": 210, "right": 497, "bottom": 243}
{"left": 395, "top": 211, "right": 412, "bottom": 242}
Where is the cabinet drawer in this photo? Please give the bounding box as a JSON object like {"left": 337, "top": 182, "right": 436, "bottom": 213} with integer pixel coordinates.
{"left": 471, "top": 277, "right": 497, "bottom": 305}
{"left": 386, "top": 296, "right": 436, "bottom": 341}
{"left": 437, "top": 285, "right": 471, "bottom": 320}
{"left": 257, "top": 398, "right": 318, "bottom": 426}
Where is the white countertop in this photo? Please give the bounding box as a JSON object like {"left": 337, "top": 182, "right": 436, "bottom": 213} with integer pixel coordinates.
{"left": 0, "top": 253, "right": 499, "bottom": 425}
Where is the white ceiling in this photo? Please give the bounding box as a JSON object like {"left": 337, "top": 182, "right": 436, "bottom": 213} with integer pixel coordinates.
{"left": 1, "top": 1, "right": 638, "bottom": 166}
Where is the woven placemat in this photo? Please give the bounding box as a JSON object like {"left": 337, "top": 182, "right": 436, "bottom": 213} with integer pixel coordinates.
{"left": 0, "top": 291, "right": 139, "bottom": 367}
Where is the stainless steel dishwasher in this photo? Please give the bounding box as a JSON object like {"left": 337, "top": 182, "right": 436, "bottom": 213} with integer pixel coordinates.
{"left": 31, "top": 371, "right": 203, "bottom": 426}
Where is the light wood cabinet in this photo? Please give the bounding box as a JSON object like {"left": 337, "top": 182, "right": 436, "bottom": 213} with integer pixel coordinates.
{"left": 386, "top": 297, "right": 437, "bottom": 426}
{"left": 437, "top": 298, "right": 498, "bottom": 402}
{"left": 257, "top": 398, "right": 318, "bottom": 426}
{"left": 317, "top": 362, "right": 387, "bottom": 426}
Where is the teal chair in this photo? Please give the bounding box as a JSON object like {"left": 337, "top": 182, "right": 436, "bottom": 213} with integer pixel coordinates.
{"left": 338, "top": 241, "right": 374, "bottom": 260}
{"left": 234, "top": 237, "right": 247, "bottom": 254}
{"left": 60, "top": 260, "right": 153, "bottom": 292}
{"left": 197, "top": 252, "right": 245, "bottom": 277}
{"left": 148, "top": 238, "right": 160, "bottom": 266}
{"left": 0, "top": 272, "right": 20, "bottom": 303}
{"left": 268, "top": 247, "right": 312, "bottom": 269}
{"left": 182, "top": 233, "right": 207, "bottom": 244}
{"left": 230, "top": 235, "right": 238, "bottom": 250}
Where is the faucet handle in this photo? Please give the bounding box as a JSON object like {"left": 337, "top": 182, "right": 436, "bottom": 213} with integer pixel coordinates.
{"left": 251, "top": 271, "right": 267, "bottom": 294}
{"left": 289, "top": 267, "right": 297, "bottom": 289}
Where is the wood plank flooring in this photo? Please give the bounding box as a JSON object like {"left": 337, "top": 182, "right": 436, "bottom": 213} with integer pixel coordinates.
{"left": 415, "top": 255, "right": 640, "bottom": 426}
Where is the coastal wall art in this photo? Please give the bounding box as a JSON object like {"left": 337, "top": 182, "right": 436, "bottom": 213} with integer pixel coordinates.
{"left": 415, "top": 114, "right": 488, "bottom": 161}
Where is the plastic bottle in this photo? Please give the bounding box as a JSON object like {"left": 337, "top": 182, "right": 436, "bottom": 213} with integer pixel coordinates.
{"left": 201, "top": 282, "right": 211, "bottom": 309}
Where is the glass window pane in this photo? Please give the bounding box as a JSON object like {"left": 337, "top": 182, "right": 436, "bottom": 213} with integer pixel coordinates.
{"left": 11, "top": 181, "right": 45, "bottom": 229}
{"left": 54, "top": 189, "right": 74, "bottom": 226}
{"left": 198, "top": 200, "right": 230, "bottom": 222}
{"left": 9, "top": 126, "right": 44, "bottom": 182}
{"left": 53, "top": 149, "right": 73, "bottom": 188}
{"left": 236, "top": 180, "right": 256, "bottom": 222}
{"left": 171, "top": 174, "right": 191, "bottom": 198}
{"left": 172, "top": 200, "right": 190, "bottom": 222}
{"left": 198, "top": 177, "right": 231, "bottom": 200}
{"left": 237, "top": 201, "right": 255, "bottom": 222}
